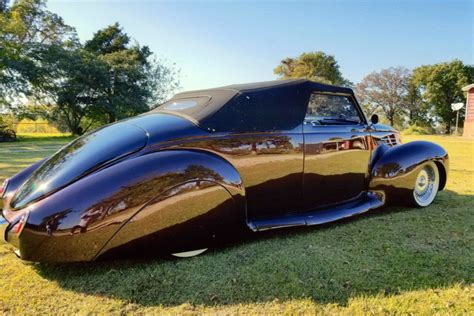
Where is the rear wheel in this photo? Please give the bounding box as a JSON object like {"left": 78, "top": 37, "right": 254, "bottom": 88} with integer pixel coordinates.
{"left": 411, "top": 161, "right": 440, "bottom": 207}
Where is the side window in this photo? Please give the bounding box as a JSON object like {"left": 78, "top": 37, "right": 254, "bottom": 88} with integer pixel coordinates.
{"left": 306, "top": 93, "right": 362, "bottom": 124}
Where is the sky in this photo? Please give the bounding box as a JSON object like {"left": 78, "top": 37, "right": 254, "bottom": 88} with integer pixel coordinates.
{"left": 48, "top": 0, "right": 473, "bottom": 92}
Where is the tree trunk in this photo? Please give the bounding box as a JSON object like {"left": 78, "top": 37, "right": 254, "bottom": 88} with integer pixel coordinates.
{"left": 70, "top": 125, "right": 83, "bottom": 135}
{"left": 108, "top": 112, "right": 116, "bottom": 124}
{"left": 445, "top": 123, "right": 451, "bottom": 135}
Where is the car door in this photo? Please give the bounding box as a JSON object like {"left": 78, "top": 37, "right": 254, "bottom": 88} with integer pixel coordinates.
{"left": 233, "top": 127, "right": 304, "bottom": 221}
{"left": 302, "top": 92, "right": 371, "bottom": 210}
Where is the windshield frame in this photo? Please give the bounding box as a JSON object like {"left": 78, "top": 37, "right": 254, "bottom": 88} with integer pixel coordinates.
{"left": 304, "top": 91, "right": 368, "bottom": 126}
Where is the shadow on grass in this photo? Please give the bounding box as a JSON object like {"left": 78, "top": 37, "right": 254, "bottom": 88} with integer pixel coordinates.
{"left": 35, "top": 189, "right": 473, "bottom": 307}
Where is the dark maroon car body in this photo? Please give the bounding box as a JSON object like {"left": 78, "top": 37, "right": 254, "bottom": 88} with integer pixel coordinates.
{"left": 0, "top": 79, "right": 448, "bottom": 262}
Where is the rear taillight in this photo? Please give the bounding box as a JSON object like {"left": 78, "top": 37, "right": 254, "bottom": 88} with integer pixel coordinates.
{"left": 6, "top": 212, "right": 29, "bottom": 247}
{"left": 12, "top": 213, "right": 28, "bottom": 235}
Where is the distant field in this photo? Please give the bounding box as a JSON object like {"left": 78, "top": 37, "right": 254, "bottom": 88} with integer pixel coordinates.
{"left": 0, "top": 135, "right": 473, "bottom": 314}
{"left": 0, "top": 135, "right": 74, "bottom": 183}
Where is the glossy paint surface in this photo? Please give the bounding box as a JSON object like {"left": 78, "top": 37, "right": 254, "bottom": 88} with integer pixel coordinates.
{"left": 11, "top": 123, "right": 148, "bottom": 209}
{"left": 0, "top": 99, "right": 449, "bottom": 263}
{"left": 250, "top": 192, "right": 384, "bottom": 231}
{"left": 0, "top": 158, "right": 46, "bottom": 211}
{"left": 369, "top": 140, "right": 449, "bottom": 203}
{"left": 10, "top": 150, "right": 243, "bottom": 262}
{"left": 302, "top": 123, "right": 371, "bottom": 209}
{"left": 170, "top": 127, "right": 305, "bottom": 220}
{"left": 10, "top": 114, "right": 205, "bottom": 211}
{"left": 98, "top": 180, "right": 242, "bottom": 259}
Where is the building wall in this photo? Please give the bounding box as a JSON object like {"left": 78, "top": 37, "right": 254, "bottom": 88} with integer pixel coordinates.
{"left": 463, "top": 88, "right": 474, "bottom": 138}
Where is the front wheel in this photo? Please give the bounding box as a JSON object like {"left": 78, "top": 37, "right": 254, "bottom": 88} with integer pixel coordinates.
{"left": 411, "top": 161, "right": 440, "bottom": 207}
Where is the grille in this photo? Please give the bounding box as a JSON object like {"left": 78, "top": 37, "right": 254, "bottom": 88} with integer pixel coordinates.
{"left": 380, "top": 134, "right": 398, "bottom": 147}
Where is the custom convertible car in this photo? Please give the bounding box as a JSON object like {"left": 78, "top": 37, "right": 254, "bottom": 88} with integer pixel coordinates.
{"left": 0, "top": 79, "right": 448, "bottom": 262}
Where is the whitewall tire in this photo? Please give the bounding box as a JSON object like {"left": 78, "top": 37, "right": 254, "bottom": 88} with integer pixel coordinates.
{"left": 412, "top": 161, "right": 440, "bottom": 207}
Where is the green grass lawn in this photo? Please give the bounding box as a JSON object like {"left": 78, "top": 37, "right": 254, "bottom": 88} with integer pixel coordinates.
{"left": 0, "top": 134, "right": 473, "bottom": 314}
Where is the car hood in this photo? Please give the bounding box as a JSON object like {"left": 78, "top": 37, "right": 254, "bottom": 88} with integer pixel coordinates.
{"left": 10, "top": 113, "right": 199, "bottom": 210}
{"left": 372, "top": 123, "right": 397, "bottom": 132}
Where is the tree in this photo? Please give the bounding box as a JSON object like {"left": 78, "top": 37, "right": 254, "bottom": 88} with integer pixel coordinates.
{"left": 1, "top": 2, "right": 178, "bottom": 134}
{"left": 274, "top": 51, "right": 351, "bottom": 86}
{"left": 84, "top": 23, "right": 179, "bottom": 124}
{"left": 355, "top": 66, "right": 411, "bottom": 126}
{"left": 405, "top": 79, "right": 432, "bottom": 127}
{"left": 412, "top": 60, "right": 474, "bottom": 134}
{"left": 0, "top": 0, "right": 74, "bottom": 45}
{"left": 2, "top": 6, "right": 179, "bottom": 135}
{"left": 32, "top": 24, "right": 179, "bottom": 135}
{"left": 0, "top": 0, "right": 7, "bottom": 12}
{"left": 0, "top": 0, "right": 76, "bottom": 107}
{"left": 31, "top": 45, "right": 110, "bottom": 134}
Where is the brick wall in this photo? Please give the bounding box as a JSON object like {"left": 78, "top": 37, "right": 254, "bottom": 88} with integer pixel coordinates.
{"left": 466, "top": 88, "right": 474, "bottom": 121}
{"left": 463, "top": 88, "right": 474, "bottom": 138}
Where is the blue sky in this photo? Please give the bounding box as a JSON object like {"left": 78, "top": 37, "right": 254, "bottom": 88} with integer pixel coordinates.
{"left": 48, "top": 0, "right": 473, "bottom": 92}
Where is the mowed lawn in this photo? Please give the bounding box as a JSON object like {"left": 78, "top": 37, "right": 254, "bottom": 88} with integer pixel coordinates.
{"left": 0, "top": 134, "right": 473, "bottom": 314}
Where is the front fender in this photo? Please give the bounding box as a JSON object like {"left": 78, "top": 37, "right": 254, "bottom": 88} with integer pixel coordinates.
{"left": 17, "top": 149, "right": 245, "bottom": 262}
{"left": 369, "top": 141, "right": 449, "bottom": 203}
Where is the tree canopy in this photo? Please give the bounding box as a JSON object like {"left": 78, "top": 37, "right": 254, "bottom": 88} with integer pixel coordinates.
{"left": 274, "top": 51, "right": 351, "bottom": 86}
{"left": 0, "top": 0, "right": 76, "bottom": 107}
{"left": 355, "top": 66, "right": 411, "bottom": 126}
{"left": 411, "top": 60, "right": 473, "bottom": 133}
{"left": 354, "top": 62, "right": 473, "bottom": 132}
{"left": 1, "top": 0, "right": 179, "bottom": 134}
{"left": 82, "top": 23, "right": 179, "bottom": 124}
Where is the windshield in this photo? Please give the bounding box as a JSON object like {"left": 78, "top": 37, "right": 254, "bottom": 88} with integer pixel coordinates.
{"left": 306, "top": 93, "right": 362, "bottom": 124}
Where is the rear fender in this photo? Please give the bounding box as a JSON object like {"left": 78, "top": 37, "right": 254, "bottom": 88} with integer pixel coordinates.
{"left": 95, "top": 179, "right": 240, "bottom": 260}
{"left": 369, "top": 141, "right": 449, "bottom": 202}
{"left": 17, "top": 149, "right": 245, "bottom": 262}
{"left": 2, "top": 158, "right": 47, "bottom": 204}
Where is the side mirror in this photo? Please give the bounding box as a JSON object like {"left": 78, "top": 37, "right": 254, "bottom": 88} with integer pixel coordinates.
{"left": 370, "top": 114, "right": 379, "bottom": 125}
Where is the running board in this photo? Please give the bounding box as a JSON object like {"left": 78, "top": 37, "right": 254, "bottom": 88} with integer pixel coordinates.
{"left": 247, "top": 192, "right": 384, "bottom": 232}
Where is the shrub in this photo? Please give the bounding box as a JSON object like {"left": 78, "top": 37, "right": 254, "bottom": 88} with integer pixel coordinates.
{"left": 403, "top": 124, "right": 434, "bottom": 135}
{"left": 16, "top": 118, "right": 62, "bottom": 134}
{"left": 0, "top": 114, "right": 17, "bottom": 129}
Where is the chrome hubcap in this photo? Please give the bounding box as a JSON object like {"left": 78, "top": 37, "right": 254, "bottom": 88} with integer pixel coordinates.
{"left": 416, "top": 170, "right": 428, "bottom": 192}
{"left": 413, "top": 162, "right": 439, "bottom": 206}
